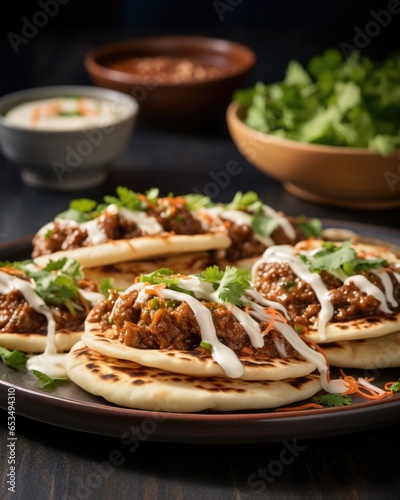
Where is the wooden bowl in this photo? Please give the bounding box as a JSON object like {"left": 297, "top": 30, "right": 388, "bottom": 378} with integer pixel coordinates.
{"left": 226, "top": 101, "right": 400, "bottom": 210}
{"left": 85, "top": 35, "right": 256, "bottom": 128}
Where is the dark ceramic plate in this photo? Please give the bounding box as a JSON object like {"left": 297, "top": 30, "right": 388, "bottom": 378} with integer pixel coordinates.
{"left": 1, "top": 220, "right": 400, "bottom": 444}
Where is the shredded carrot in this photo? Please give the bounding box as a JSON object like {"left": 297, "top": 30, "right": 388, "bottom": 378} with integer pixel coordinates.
{"left": 77, "top": 97, "right": 98, "bottom": 116}
{"left": 145, "top": 284, "right": 166, "bottom": 298}
{"left": 125, "top": 240, "right": 138, "bottom": 255}
{"left": 261, "top": 308, "right": 288, "bottom": 336}
{"left": 275, "top": 403, "right": 324, "bottom": 412}
{"left": 384, "top": 381, "right": 398, "bottom": 394}
{"left": 30, "top": 107, "right": 41, "bottom": 125}
{"left": 261, "top": 307, "right": 276, "bottom": 336}
{"left": 339, "top": 369, "right": 390, "bottom": 400}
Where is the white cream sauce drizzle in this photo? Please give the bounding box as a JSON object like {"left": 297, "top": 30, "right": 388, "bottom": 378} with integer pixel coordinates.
{"left": 0, "top": 268, "right": 105, "bottom": 378}
{"left": 252, "top": 244, "right": 399, "bottom": 342}
{"left": 0, "top": 271, "right": 67, "bottom": 377}
{"left": 371, "top": 270, "right": 399, "bottom": 308}
{"left": 344, "top": 275, "right": 393, "bottom": 314}
{"left": 118, "top": 207, "right": 164, "bottom": 235}
{"left": 111, "top": 275, "right": 348, "bottom": 391}
{"left": 199, "top": 204, "right": 296, "bottom": 246}
{"left": 252, "top": 246, "right": 333, "bottom": 340}
{"left": 39, "top": 203, "right": 165, "bottom": 246}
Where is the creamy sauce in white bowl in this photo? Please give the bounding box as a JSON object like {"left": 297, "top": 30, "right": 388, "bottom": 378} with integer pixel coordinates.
{"left": 4, "top": 96, "right": 130, "bottom": 131}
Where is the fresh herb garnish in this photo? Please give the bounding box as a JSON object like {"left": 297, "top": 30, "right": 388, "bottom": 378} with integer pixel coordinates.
{"left": 312, "top": 393, "right": 353, "bottom": 407}
{"left": 31, "top": 370, "right": 70, "bottom": 390}
{"left": 234, "top": 49, "right": 400, "bottom": 156}
{"left": 98, "top": 277, "right": 114, "bottom": 298}
{"left": 251, "top": 208, "right": 279, "bottom": 238}
{"left": 182, "top": 194, "right": 215, "bottom": 211}
{"left": 19, "top": 258, "right": 84, "bottom": 313}
{"left": 300, "top": 240, "right": 387, "bottom": 279}
{"left": 296, "top": 216, "right": 323, "bottom": 238}
{"left": 226, "top": 191, "right": 262, "bottom": 211}
{"left": 389, "top": 380, "right": 400, "bottom": 393}
{"left": 200, "top": 341, "right": 212, "bottom": 350}
{"left": 57, "top": 198, "right": 98, "bottom": 223}
{"left": 103, "top": 186, "right": 148, "bottom": 211}
{"left": 139, "top": 268, "right": 194, "bottom": 297}
{"left": 198, "top": 265, "right": 251, "bottom": 306}
{"left": 0, "top": 347, "right": 27, "bottom": 369}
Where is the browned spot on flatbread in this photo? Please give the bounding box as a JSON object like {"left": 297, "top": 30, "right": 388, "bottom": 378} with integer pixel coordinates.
{"left": 332, "top": 315, "right": 397, "bottom": 331}
{"left": 288, "top": 375, "right": 319, "bottom": 390}
{"left": 319, "top": 342, "right": 344, "bottom": 351}
{"left": 132, "top": 379, "right": 146, "bottom": 386}
{"left": 100, "top": 373, "right": 120, "bottom": 381}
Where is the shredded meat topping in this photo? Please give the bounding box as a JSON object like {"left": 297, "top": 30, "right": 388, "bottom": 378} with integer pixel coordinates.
{"left": 32, "top": 202, "right": 205, "bottom": 257}
{"left": 88, "top": 291, "right": 303, "bottom": 361}
{"left": 223, "top": 215, "right": 314, "bottom": 261}
{"left": 0, "top": 289, "right": 88, "bottom": 334}
{"left": 253, "top": 262, "right": 400, "bottom": 328}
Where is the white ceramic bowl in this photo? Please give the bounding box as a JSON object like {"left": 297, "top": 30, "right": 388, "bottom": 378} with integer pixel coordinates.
{"left": 0, "top": 85, "right": 139, "bottom": 190}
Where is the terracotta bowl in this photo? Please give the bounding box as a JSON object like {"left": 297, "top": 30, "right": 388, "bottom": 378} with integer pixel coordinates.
{"left": 226, "top": 101, "right": 400, "bottom": 210}
{"left": 85, "top": 35, "right": 256, "bottom": 128}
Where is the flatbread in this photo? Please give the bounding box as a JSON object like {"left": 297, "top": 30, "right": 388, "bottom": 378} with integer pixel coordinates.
{"left": 253, "top": 239, "right": 400, "bottom": 344}
{"left": 64, "top": 341, "right": 322, "bottom": 412}
{"left": 0, "top": 264, "right": 101, "bottom": 354}
{"left": 33, "top": 233, "right": 230, "bottom": 269}
{"left": 83, "top": 251, "right": 216, "bottom": 290}
{"left": 80, "top": 330, "right": 317, "bottom": 381}
{"left": 322, "top": 331, "right": 400, "bottom": 369}
{"left": 0, "top": 330, "right": 82, "bottom": 353}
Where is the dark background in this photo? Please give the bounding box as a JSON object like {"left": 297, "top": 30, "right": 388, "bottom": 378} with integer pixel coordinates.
{"left": 1, "top": 0, "right": 399, "bottom": 96}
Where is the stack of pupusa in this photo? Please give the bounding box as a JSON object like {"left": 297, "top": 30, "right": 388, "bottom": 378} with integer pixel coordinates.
{"left": 64, "top": 266, "right": 348, "bottom": 413}
{"left": 251, "top": 238, "right": 400, "bottom": 370}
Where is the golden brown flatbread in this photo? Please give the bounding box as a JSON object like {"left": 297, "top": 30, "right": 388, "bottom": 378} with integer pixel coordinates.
{"left": 34, "top": 233, "right": 230, "bottom": 269}
{"left": 0, "top": 330, "right": 82, "bottom": 354}
{"left": 64, "top": 341, "right": 322, "bottom": 412}
{"left": 83, "top": 251, "right": 215, "bottom": 290}
{"left": 80, "top": 330, "right": 317, "bottom": 381}
{"left": 252, "top": 239, "right": 400, "bottom": 344}
{"left": 322, "top": 331, "right": 400, "bottom": 369}
{"left": 0, "top": 260, "right": 104, "bottom": 353}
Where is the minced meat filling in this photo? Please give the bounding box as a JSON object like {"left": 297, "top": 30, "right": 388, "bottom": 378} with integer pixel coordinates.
{"left": 32, "top": 204, "right": 205, "bottom": 257}
{"left": 0, "top": 289, "right": 87, "bottom": 334}
{"left": 222, "top": 216, "right": 311, "bottom": 261}
{"left": 253, "top": 262, "right": 400, "bottom": 328}
{"left": 89, "top": 291, "right": 303, "bottom": 361}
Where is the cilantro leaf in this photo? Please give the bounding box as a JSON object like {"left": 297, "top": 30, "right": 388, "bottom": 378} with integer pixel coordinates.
{"left": 0, "top": 347, "right": 27, "bottom": 369}
{"left": 103, "top": 186, "right": 147, "bottom": 211}
{"left": 296, "top": 216, "right": 323, "bottom": 238}
{"left": 234, "top": 49, "right": 400, "bottom": 155}
{"left": 251, "top": 209, "right": 279, "bottom": 238}
{"left": 226, "top": 191, "right": 262, "bottom": 211}
{"left": 57, "top": 198, "right": 97, "bottom": 222}
{"left": 312, "top": 393, "right": 353, "bottom": 407}
{"left": 139, "top": 268, "right": 194, "bottom": 297}
{"left": 301, "top": 241, "right": 387, "bottom": 277}
{"left": 99, "top": 277, "right": 114, "bottom": 297}
{"left": 182, "top": 194, "right": 215, "bottom": 211}
{"left": 198, "top": 265, "right": 251, "bottom": 306}
{"left": 21, "top": 258, "right": 84, "bottom": 311}
{"left": 389, "top": 380, "right": 400, "bottom": 393}
{"left": 31, "top": 370, "right": 70, "bottom": 390}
